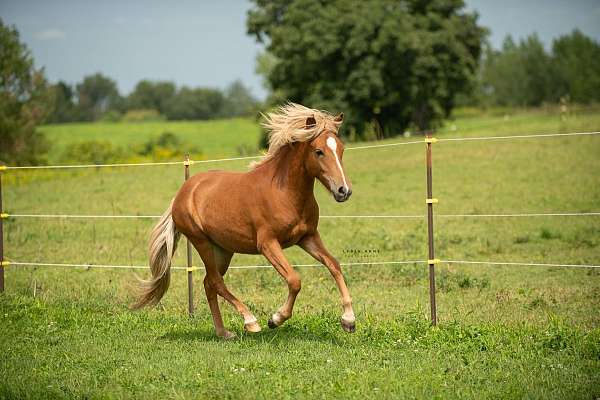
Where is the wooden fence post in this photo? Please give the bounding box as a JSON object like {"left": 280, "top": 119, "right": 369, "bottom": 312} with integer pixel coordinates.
{"left": 425, "top": 134, "right": 438, "bottom": 326}
{"left": 0, "top": 168, "right": 5, "bottom": 293}
{"left": 184, "top": 154, "right": 194, "bottom": 316}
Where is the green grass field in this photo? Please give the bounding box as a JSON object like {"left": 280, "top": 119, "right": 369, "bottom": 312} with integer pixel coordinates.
{"left": 39, "top": 118, "right": 261, "bottom": 163}
{"left": 1, "top": 106, "right": 599, "bottom": 399}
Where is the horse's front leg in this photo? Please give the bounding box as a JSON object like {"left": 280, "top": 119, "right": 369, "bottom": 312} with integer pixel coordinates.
{"left": 299, "top": 232, "right": 356, "bottom": 332}
{"left": 259, "top": 238, "right": 302, "bottom": 328}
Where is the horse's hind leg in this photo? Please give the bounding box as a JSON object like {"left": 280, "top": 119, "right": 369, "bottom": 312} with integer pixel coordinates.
{"left": 203, "top": 278, "right": 234, "bottom": 339}
{"left": 203, "top": 246, "right": 234, "bottom": 339}
{"left": 190, "top": 236, "right": 261, "bottom": 335}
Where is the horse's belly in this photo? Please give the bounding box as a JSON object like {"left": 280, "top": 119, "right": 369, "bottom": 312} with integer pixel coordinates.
{"left": 205, "top": 217, "right": 310, "bottom": 253}
{"left": 209, "top": 229, "right": 259, "bottom": 254}
{"left": 200, "top": 213, "right": 259, "bottom": 254}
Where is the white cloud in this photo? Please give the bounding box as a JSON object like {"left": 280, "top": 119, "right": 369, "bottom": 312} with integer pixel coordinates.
{"left": 35, "top": 28, "right": 66, "bottom": 41}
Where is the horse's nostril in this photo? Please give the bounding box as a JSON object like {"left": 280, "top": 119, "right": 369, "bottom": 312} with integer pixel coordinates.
{"left": 338, "top": 186, "right": 347, "bottom": 195}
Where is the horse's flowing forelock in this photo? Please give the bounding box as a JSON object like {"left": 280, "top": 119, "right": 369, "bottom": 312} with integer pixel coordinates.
{"left": 250, "top": 103, "right": 342, "bottom": 168}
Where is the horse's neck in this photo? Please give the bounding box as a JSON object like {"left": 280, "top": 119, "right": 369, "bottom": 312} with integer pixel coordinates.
{"left": 264, "top": 144, "right": 315, "bottom": 212}
{"left": 285, "top": 152, "right": 315, "bottom": 210}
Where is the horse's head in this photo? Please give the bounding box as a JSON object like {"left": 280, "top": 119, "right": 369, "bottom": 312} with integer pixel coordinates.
{"left": 305, "top": 113, "right": 352, "bottom": 202}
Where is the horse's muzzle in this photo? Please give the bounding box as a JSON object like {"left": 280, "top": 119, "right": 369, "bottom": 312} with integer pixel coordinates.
{"left": 333, "top": 187, "right": 352, "bottom": 202}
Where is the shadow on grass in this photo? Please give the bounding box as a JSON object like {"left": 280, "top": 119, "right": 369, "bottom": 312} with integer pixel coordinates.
{"left": 159, "top": 313, "right": 600, "bottom": 360}
{"left": 158, "top": 327, "right": 226, "bottom": 342}
{"left": 158, "top": 320, "right": 344, "bottom": 345}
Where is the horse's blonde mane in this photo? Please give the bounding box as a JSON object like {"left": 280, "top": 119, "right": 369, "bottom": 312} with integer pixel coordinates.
{"left": 251, "top": 103, "right": 342, "bottom": 168}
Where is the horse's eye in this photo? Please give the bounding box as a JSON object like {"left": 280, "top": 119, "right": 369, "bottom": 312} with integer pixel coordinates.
{"left": 315, "top": 149, "right": 324, "bottom": 157}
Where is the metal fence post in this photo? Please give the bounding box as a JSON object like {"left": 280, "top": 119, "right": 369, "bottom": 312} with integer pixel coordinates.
{"left": 184, "top": 154, "right": 194, "bottom": 316}
{"left": 425, "top": 134, "right": 438, "bottom": 326}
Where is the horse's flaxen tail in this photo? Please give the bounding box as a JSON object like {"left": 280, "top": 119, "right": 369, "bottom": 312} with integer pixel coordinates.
{"left": 131, "top": 200, "right": 181, "bottom": 309}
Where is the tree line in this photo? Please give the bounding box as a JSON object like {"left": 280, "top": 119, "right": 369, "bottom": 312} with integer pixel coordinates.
{"left": 47, "top": 75, "right": 259, "bottom": 123}
{"left": 0, "top": 18, "right": 257, "bottom": 165}
{"left": 3, "top": 0, "right": 600, "bottom": 166}
{"left": 464, "top": 30, "right": 600, "bottom": 107}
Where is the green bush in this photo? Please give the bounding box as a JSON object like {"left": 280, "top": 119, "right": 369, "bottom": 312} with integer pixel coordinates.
{"left": 121, "top": 109, "right": 165, "bottom": 122}
{"left": 136, "top": 131, "right": 180, "bottom": 156}
{"left": 58, "top": 132, "right": 203, "bottom": 165}
{"left": 100, "top": 110, "right": 123, "bottom": 122}
{"left": 134, "top": 131, "right": 202, "bottom": 161}
{"left": 61, "top": 141, "right": 123, "bottom": 164}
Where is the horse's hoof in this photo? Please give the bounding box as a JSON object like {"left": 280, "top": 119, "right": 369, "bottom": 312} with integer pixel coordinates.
{"left": 218, "top": 330, "right": 237, "bottom": 340}
{"left": 268, "top": 318, "right": 278, "bottom": 329}
{"left": 245, "top": 321, "right": 262, "bottom": 333}
{"left": 341, "top": 318, "right": 356, "bottom": 333}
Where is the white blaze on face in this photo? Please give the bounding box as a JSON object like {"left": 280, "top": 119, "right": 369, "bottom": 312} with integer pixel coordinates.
{"left": 326, "top": 136, "right": 348, "bottom": 191}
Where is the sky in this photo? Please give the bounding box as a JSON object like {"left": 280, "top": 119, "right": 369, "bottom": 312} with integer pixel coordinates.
{"left": 1, "top": 0, "right": 599, "bottom": 99}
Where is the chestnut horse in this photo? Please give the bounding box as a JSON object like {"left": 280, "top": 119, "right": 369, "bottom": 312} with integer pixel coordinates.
{"left": 133, "top": 103, "right": 355, "bottom": 338}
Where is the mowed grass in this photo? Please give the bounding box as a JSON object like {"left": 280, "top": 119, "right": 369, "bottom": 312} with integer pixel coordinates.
{"left": 1, "top": 106, "right": 599, "bottom": 399}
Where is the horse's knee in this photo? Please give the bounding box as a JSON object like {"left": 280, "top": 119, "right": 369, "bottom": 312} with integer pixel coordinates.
{"left": 204, "top": 278, "right": 219, "bottom": 300}
{"left": 203, "top": 277, "right": 214, "bottom": 291}
{"left": 288, "top": 274, "right": 301, "bottom": 293}
{"left": 206, "top": 275, "right": 218, "bottom": 287}
{"left": 330, "top": 266, "right": 343, "bottom": 279}
{"left": 206, "top": 276, "right": 227, "bottom": 294}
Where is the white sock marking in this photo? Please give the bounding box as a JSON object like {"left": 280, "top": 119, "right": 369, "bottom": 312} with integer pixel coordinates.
{"left": 342, "top": 312, "right": 355, "bottom": 324}
{"left": 326, "top": 136, "right": 348, "bottom": 190}
{"left": 272, "top": 312, "right": 284, "bottom": 326}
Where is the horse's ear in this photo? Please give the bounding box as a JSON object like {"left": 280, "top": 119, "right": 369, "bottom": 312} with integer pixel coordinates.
{"left": 306, "top": 115, "right": 317, "bottom": 129}
{"left": 334, "top": 112, "right": 344, "bottom": 123}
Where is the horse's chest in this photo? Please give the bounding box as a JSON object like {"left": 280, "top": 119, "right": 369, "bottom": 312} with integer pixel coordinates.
{"left": 263, "top": 199, "right": 318, "bottom": 247}
{"left": 290, "top": 220, "right": 309, "bottom": 239}
{"left": 278, "top": 218, "right": 312, "bottom": 247}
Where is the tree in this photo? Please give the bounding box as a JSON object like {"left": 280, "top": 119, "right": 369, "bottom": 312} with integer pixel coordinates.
{"left": 127, "top": 80, "right": 176, "bottom": 114}
{"left": 75, "top": 73, "right": 122, "bottom": 121}
{"left": 475, "top": 30, "right": 600, "bottom": 107}
{"left": 247, "top": 0, "right": 486, "bottom": 137}
{"left": 223, "top": 80, "right": 258, "bottom": 117}
{"left": 552, "top": 30, "right": 600, "bottom": 104}
{"left": 480, "top": 34, "right": 557, "bottom": 107}
{"left": 0, "top": 19, "right": 52, "bottom": 165}
{"left": 164, "top": 87, "right": 225, "bottom": 120}
{"left": 46, "top": 81, "right": 76, "bottom": 123}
